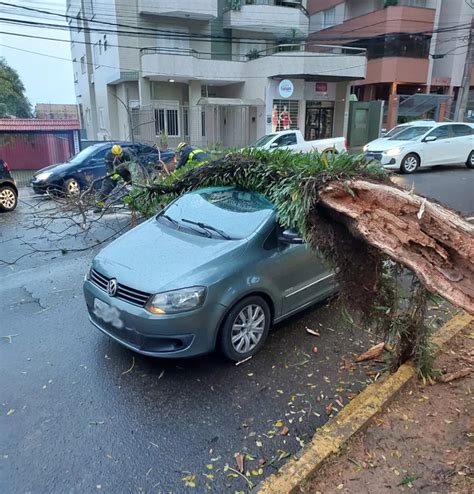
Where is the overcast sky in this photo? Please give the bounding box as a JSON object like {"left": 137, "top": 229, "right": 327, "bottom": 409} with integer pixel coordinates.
{"left": 0, "top": 0, "right": 76, "bottom": 107}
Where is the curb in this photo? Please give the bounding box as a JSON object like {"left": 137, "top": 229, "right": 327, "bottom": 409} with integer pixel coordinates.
{"left": 256, "top": 312, "right": 473, "bottom": 494}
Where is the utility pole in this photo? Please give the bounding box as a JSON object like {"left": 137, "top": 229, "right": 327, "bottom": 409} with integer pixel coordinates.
{"left": 453, "top": 24, "right": 473, "bottom": 121}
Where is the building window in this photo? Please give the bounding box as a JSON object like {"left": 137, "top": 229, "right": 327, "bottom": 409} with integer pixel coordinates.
{"left": 103, "top": 35, "right": 108, "bottom": 51}
{"left": 85, "top": 108, "right": 91, "bottom": 125}
{"left": 98, "top": 107, "right": 105, "bottom": 129}
{"left": 99, "top": 39, "right": 102, "bottom": 55}
{"left": 183, "top": 108, "right": 189, "bottom": 137}
{"left": 323, "top": 7, "right": 336, "bottom": 29}
{"left": 154, "top": 107, "right": 180, "bottom": 137}
{"left": 351, "top": 33, "right": 431, "bottom": 60}
{"left": 93, "top": 42, "right": 100, "bottom": 67}
{"left": 76, "top": 12, "right": 82, "bottom": 32}
{"left": 201, "top": 111, "right": 206, "bottom": 137}
{"left": 80, "top": 56, "right": 86, "bottom": 74}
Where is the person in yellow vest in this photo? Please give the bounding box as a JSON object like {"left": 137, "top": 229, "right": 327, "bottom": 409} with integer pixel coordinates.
{"left": 176, "top": 142, "right": 209, "bottom": 169}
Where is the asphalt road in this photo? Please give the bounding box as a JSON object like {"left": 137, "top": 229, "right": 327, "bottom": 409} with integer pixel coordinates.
{"left": 1, "top": 166, "right": 472, "bottom": 494}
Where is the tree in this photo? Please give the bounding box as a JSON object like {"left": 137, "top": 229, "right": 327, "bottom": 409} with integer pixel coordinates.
{"left": 0, "top": 58, "right": 32, "bottom": 118}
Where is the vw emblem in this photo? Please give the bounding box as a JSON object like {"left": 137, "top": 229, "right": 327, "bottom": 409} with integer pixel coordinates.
{"left": 107, "top": 278, "right": 118, "bottom": 297}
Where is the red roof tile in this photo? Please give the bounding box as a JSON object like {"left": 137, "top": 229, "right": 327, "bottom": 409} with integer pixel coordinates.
{"left": 0, "top": 118, "right": 81, "bottom": 131}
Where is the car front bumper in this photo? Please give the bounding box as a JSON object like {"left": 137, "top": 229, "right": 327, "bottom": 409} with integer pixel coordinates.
{"left": 83, "top": 280, "right": 228, "bottom": 358}
{"left": 365, "top": 152, "right": 401, "bottom": 170}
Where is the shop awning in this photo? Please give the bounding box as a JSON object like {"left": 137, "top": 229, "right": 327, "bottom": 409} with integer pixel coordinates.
{"left": 197, "top": 97, "right": 265, "bottom": 107}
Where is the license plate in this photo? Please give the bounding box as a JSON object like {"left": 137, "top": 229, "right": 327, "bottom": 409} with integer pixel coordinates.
{"left": 93, "top": 298, "right": 124, "bottom": 329}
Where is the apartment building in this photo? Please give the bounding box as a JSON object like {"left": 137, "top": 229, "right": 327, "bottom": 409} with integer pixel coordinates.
{"left": 308, "top": 0, "right": 473, "bottom": 124}
{"left": 68, "top": 0, "right": 367, "bottom": 146}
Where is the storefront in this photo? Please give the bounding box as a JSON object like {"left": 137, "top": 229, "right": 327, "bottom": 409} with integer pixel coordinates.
{"left": 265, "top": 79, "right": 337, "bottom": 139}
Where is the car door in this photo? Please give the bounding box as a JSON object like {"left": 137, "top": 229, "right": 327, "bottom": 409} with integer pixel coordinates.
{"left": 262, "top": 225, "right": 335, "bottom": 318}
{"left": 274, "top": 133, "right": 298, "bottom": 151}
{"left": 421, "top": 125, "right": 453, "bottom": 166}
{"left": 451, "top": 124, "right": 474, "bottom": 163}
{"left": 81, "top": 147, "right": 109, "bottom": 183}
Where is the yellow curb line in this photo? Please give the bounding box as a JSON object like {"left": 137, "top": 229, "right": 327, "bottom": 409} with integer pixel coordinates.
{"left": 256, "top": 312, "right": 473, "bottom": 494}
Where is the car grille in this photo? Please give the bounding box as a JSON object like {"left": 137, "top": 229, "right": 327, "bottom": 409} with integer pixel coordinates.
{"left": 366, "top": 152, "right": 383, "bottom": 161}
{"left": 90, "top": 269, "right": 152, "bottom": 307}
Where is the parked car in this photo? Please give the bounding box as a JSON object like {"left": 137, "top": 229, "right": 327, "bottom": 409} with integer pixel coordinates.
{"left": 364, "top": 120, "right": 437, "bottom": 152}
{"left": 364, "top": 122, "right": 474, "bottom": 173}
{"left": 0, "top": 159, "right": 18, "bottom": 212}
{"left": 31, "top": 142, "right": 176, "bottom": 195}
{"left": 83, "top": 187, "right": 336, "bottom": 361}
{"left": 251, "top": 129, "right": 347, "bottom": 154}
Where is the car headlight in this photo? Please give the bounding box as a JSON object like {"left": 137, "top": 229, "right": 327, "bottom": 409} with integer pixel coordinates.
{"left": 363, "top": 144, "right": 369, "bottom": 152}
{"left": 146, "top": 286, "right": 207, "bottom": 314}
{"left": 35, "top": 171, "right": 53, "bottom": 181}
{"left": 385, "top": 147, "right": 402, "bottom": 157}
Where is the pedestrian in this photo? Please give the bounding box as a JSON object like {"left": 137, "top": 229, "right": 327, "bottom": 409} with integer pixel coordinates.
{"left": 94, "top": 144, "right": 132, "bottom": 212}
{"left": 176, "top": 142, "right": 209, "bottom": 170}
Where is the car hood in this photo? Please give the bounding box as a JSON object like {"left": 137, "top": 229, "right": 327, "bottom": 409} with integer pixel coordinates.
{"left": 365, "top": 139, "right": 410, "bottom": 152}
{"left": 33, "top": 161, "right": 74, "bottom": 177}
{"left": 93, "top": 218, "right": 248, "bottom": 293}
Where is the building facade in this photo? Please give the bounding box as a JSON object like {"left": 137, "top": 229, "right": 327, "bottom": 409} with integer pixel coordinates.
{"left": 35, "top": 104, "right": 80, "bottom": 120}
{"left": 308, "top": 0, "right": 473, "bottom": 124}
{"left": 68, "top": 0, "right": 367, "bottom": 146}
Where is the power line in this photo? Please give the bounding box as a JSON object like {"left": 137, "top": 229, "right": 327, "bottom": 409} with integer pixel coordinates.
{"left": 0, "top": 1, "right": 471, "bottom": 45}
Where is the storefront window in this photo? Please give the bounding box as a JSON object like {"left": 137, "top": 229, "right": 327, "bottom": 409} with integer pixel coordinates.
{"left": 272, "top": 99, "right": 299, "bottom": 132}
{"left": 305, "top": 101, "right": 334, "bottom": 140}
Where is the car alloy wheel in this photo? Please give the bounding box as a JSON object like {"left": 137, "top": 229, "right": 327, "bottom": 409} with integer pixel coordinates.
{"left": 65, "top": 178, "right": 80, "bottom": 196}
{"left": 0, "top": 186, "right": 17, "bottom": 211}
{"left": 231, "top": 304, "right": 266, "bottom": 354}
{"left": 219, "top": 295, "right": 271, "bottom": 361}
{"left": 400, "top": 154, "right": 419, "bottom": 174}
{"left": 467, "top": 151, "right": 474, "bottom": 169}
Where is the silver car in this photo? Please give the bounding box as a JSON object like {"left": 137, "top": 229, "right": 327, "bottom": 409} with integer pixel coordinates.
{"left": 83, "top": 187, "right": 336, "bottom": 361}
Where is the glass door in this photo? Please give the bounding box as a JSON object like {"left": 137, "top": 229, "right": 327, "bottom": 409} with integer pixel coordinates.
{"left": 305, "top": 101, "right": 334, "bottom": 140}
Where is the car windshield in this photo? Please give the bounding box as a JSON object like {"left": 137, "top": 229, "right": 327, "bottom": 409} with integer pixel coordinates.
{"left": 68, "top": 145, "right": 105, "bottom": 164}
{"left": 158, "top": 187, "right": 274, "bottom": 240}
{"left": 251, "top": 134, "right": 276, "bottom": 147}
{"left": 384, "top": 125, "right": 407, "bottom": 138}
{"left": 389, "top": 126, "right": 432, "bottom": 141}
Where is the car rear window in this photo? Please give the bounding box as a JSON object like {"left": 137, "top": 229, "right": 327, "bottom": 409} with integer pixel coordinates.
{"left": 452, "top": 124, "right": 473, "bottom": 137}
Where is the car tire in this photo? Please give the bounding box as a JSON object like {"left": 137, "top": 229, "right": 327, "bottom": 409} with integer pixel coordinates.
{"left": 466, "top": 151, "right": 474, "bottom": 169}
{"left": 64, "top": 177, "right": 81, "bottom": 196}
{"left": 219, "top": 296, "right": 271, "bottom": 362}
{"left": 0, "top": 185, "right": 18, "bottom": 212}
{"left": 400, "top": 153, "right": 420, "bottom": 174}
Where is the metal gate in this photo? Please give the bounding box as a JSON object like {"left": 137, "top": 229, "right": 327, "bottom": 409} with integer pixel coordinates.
{"left": 347, "top": 101, "right": 384, "bottom": 147}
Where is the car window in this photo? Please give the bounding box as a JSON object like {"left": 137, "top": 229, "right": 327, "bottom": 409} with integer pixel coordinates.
{"left": 389, "top": 126, "right": 432, "bottom": 141}
{"left": 384, "top": 125, "right": 407, "bottom": 138}
{"left": 252, "top": 134, "right": 276, "bottom": 147}
{"left": 452, "top": 124, "right": 473, "bottom": 137}
{"left": 276, "top": 133, "right": 297, "bottom": 146}
{"left": 91, "top": 148, "right": 109, "bottom": 161}
{"left": 68, "top": 145, "right": 105, "bottom": 164}
{"left": 426, "top": 126, "right": 450, "bottom": 140}
{"left": 139, "top": 144, "right": 157, "bottom": 154}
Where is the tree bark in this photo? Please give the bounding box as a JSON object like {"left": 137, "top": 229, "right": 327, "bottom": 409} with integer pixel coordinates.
{"left": 319, "top": 180, "right": 474, "bottom": 315}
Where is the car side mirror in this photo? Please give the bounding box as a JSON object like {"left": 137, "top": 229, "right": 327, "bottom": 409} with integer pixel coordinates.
{"left": 423, "top": 135, "right": 437, "bottom": 143}
{"left": 270, "top": 142, "right": 278, "bottom": 148}
{"left": 278, "top": 228, "right": 304, "bottom": 245}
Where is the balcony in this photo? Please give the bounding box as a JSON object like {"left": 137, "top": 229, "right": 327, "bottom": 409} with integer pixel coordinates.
{"left": 361, "top": 57, "right": 429, "bottom": 85}
{"left": 223, "top": 0, "right": 309, "bottom": 38}
{"left": 140, "top": 44, "right": 366, "bottom": 83}
{"left": 138, "top": 0, "right": 218, "bottom": 21}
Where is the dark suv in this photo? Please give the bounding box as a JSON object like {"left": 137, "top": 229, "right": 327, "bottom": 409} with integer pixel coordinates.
{"left": 0, "top": 159, "right": 18, "bottom": 212}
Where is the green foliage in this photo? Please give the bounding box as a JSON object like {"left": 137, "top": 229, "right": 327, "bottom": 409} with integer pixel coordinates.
{"left": 124, "top": 150, "right": 433, "bottom": 374}
{"left": 0, "top": 58, "right": 32, "bottom": 118}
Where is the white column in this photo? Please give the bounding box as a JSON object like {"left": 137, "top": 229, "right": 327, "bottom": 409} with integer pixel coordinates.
{"left": 139, "top": 77, "right": 152, "bottom": 107}
{"left": 188, "top": 80, "right": 202, "bottom": 146}
{"left": 333, "top": 82, "right": 351, "bottom": 138}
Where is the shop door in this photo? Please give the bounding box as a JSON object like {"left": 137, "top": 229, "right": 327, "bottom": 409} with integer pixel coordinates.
{"left": 305, "top": 102, "right": 334, "bottom": 141}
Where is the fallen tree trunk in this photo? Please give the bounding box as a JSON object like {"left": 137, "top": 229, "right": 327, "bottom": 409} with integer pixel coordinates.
{"left": 319, "top": 180, "right": 474, "bottom": 315}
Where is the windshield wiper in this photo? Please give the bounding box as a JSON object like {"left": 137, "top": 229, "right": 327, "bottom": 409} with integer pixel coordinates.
{"left": 181, "top": 218, "right": 232, "bottom": 240}
{"left": 159, "top": 214, "right": 180, "bottom": 227}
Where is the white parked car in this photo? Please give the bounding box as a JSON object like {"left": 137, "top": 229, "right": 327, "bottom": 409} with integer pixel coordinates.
{"left": 364, "top": 120, "right": 437, "bottom": 152}
{"left": 251, "top": 130, "right": 347, "bottom": 154}
{"left": 365, "top": 122, "right": 474, "bottom": 174}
